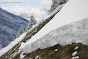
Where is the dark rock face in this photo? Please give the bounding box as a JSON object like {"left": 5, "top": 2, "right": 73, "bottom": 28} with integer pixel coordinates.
{"left": 0, "top": 8, "right": 28, "bottom": 47}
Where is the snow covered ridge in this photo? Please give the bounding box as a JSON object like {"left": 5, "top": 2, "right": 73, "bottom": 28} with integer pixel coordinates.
{"left": 0, "top": 8, "right": 29, "bottom": 48}
{"left": 19, "top": 0, "right": 88, "bottom": 54}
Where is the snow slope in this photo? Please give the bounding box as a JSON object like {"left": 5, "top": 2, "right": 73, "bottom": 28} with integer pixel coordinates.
{"left": 19, "top": 0, "right": 88, "bottom": 54}
{"left": 20, "top": 0, "right": 88, "bottom": 47}
{"left": 20, "top": 18, "right": 88, "bottom": 54}
{"left": 0, "top": 8, "right": 28, "bottom": 47}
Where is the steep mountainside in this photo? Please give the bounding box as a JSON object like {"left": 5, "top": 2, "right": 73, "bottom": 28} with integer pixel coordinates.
{"left": 0, "top": 4, "right": 61, "bottom": 59}
{"left": 8, "top": 18, "right": 88, "bottom": 59}
{"left": 0, "top": 8, "right": 28, "bottom": 48}
{"left": 0, "top": 0, "right": 88, "bottom": 59}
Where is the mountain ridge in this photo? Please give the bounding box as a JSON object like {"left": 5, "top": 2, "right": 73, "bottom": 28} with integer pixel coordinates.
{"left": 0, "top": 8, "right": 28, "bottom": 47}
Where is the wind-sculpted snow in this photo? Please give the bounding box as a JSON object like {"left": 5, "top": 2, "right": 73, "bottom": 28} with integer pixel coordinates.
{"left": 0, "top": 8, "right": 28, "bottom": 47}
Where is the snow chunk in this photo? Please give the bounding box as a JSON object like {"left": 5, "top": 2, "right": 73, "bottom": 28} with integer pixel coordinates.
{"left": 71, "top": 56, "right": 79, "bottom": 59}
{"left": 74, "top": 46, "right": 79, "bottom": 50}
{"left": 35, "top": 55, "right": 41, "bottom": 59}
{"left": 72, "top": 51, "right": 77, "bottom": 56}
{"left": 54, "top": 49, "right": 58, "bottom": 51}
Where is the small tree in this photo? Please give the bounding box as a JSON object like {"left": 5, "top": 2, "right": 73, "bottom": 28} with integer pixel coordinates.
{"left": 16, "top": 26, "right": 24, "bottom": 38}
{"left": 49, "top": 0, "right": 68, "bottom": 12}
{"left": 25, "top": 15, "right": 37, "bottom": 32}
{"left": 30, "top": 15, "right": 37, "bottom": 25}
